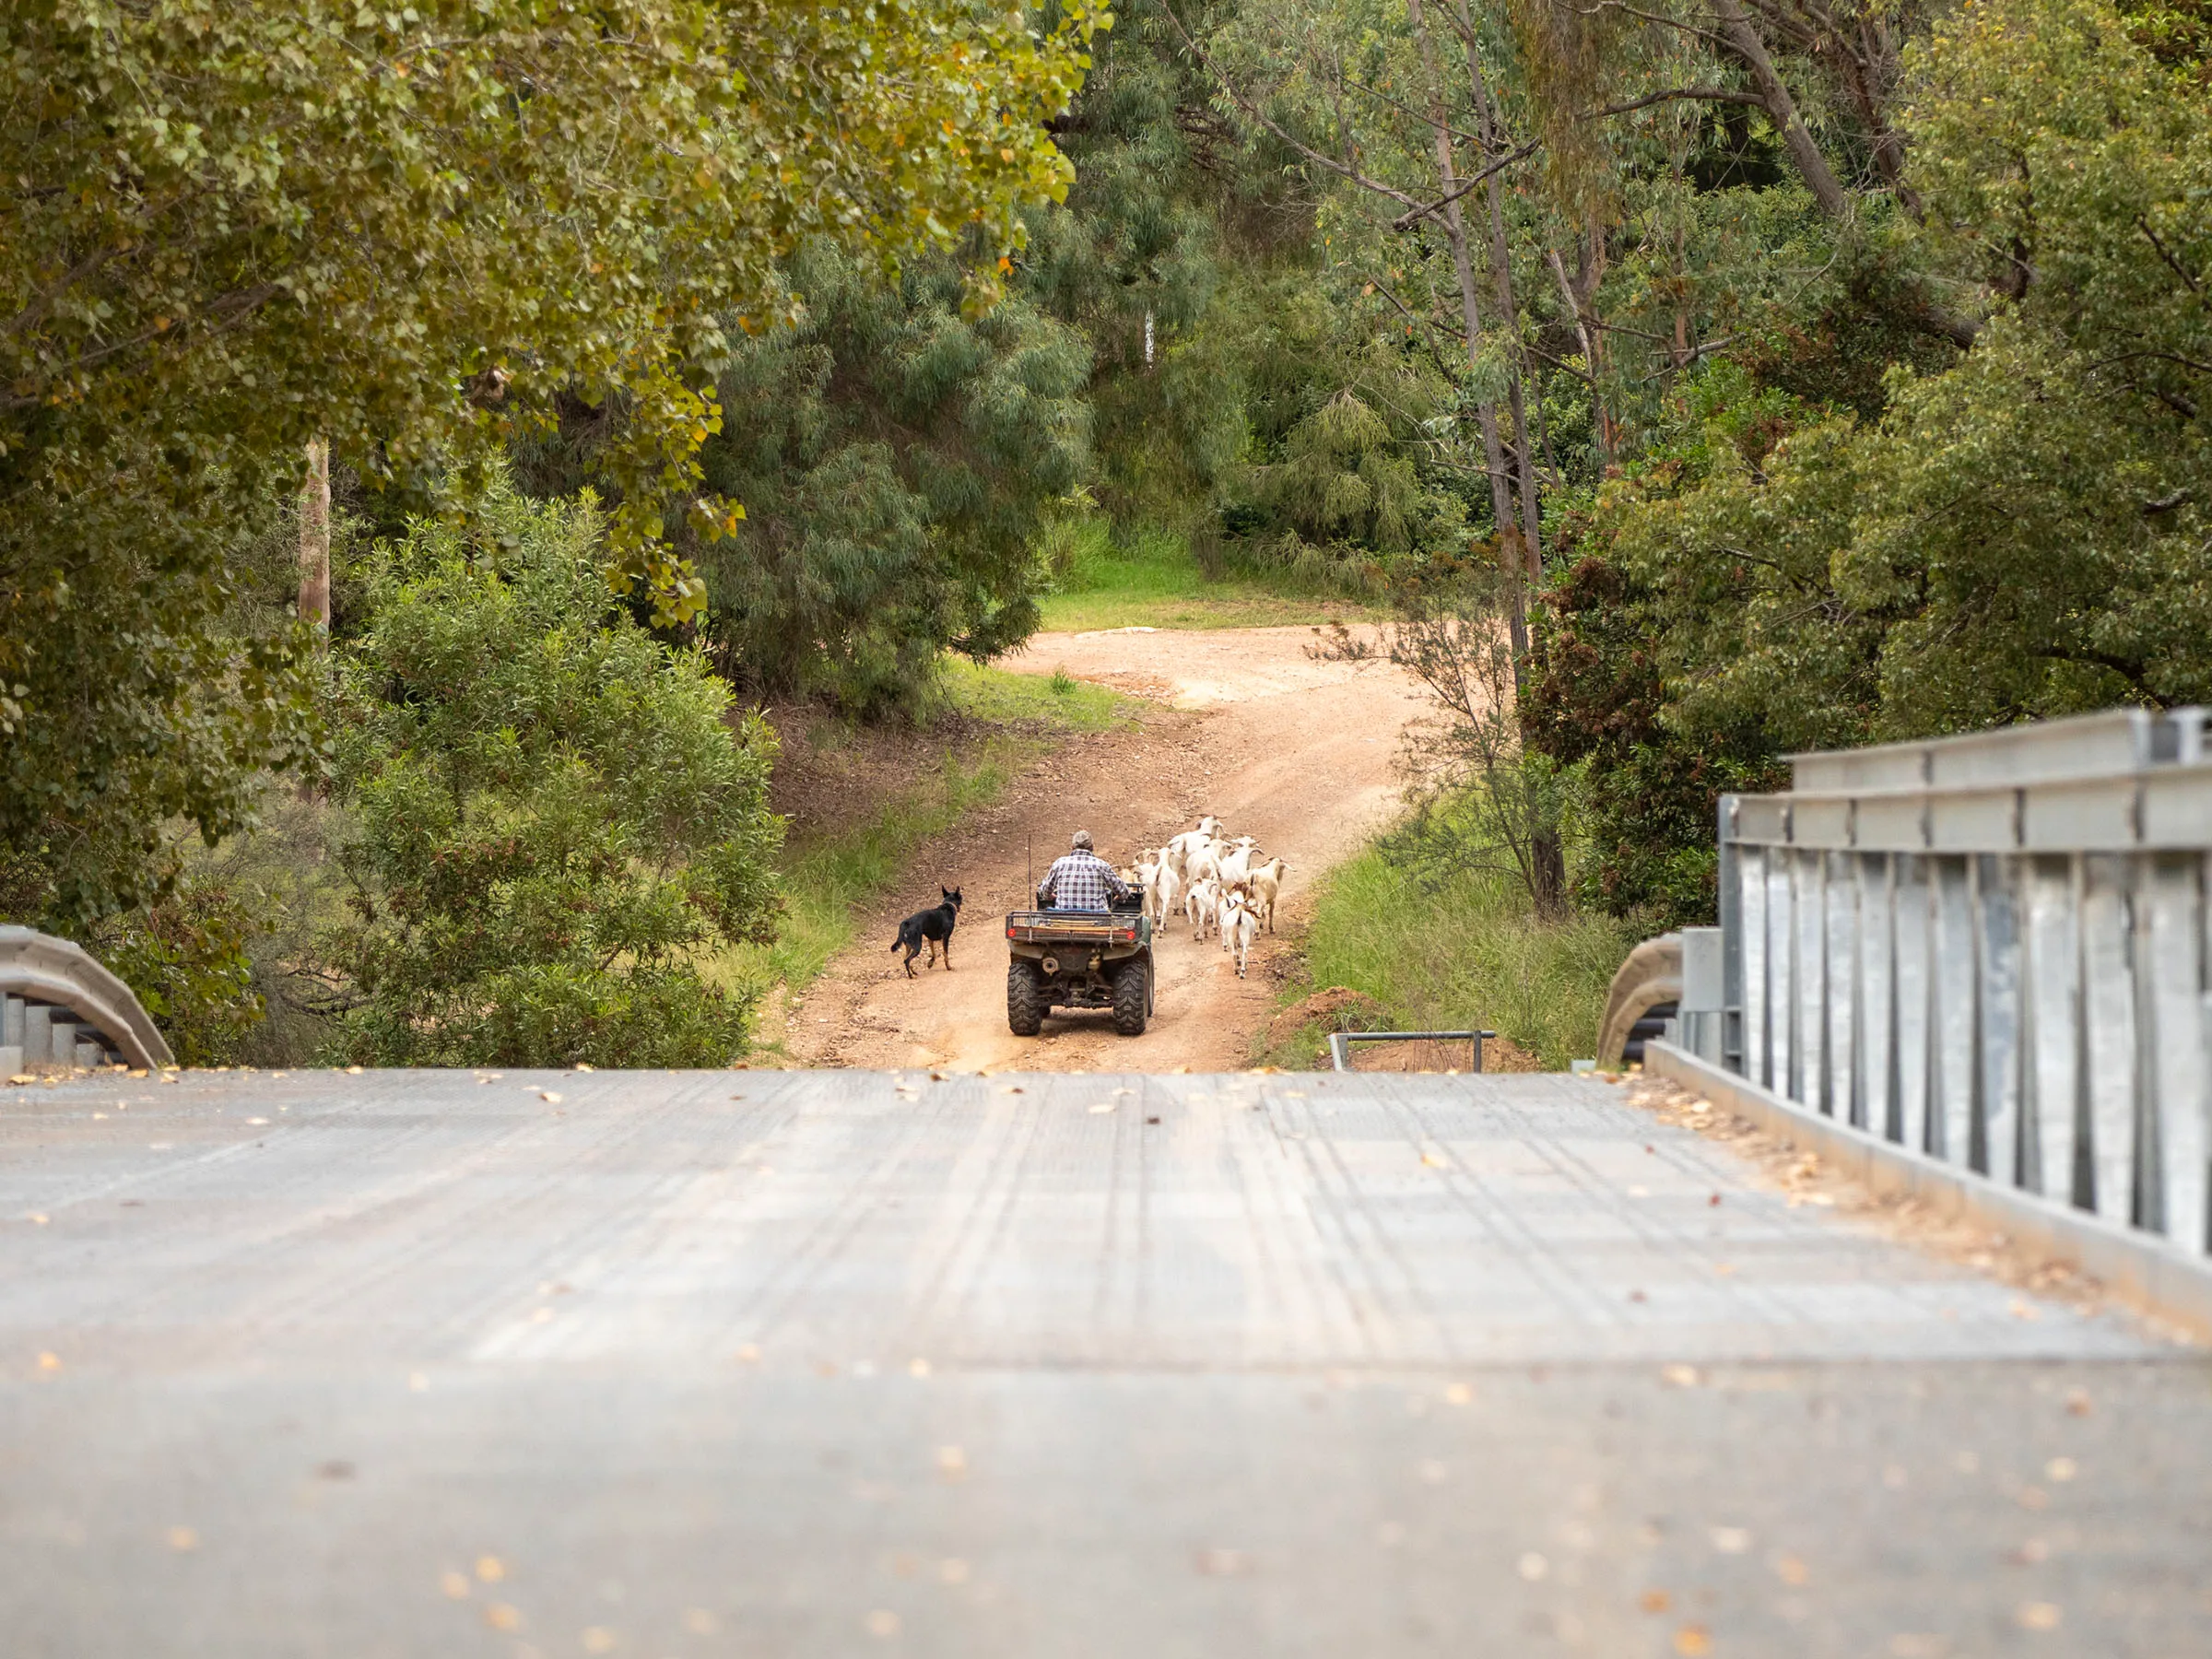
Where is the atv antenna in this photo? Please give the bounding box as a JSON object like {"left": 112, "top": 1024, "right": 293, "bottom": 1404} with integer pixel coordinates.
{"left": 1027, "top": 834, "right": 1034, "bottom": 900}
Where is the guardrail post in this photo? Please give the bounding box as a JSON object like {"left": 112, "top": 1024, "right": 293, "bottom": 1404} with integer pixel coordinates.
{"left": 1717, "top": 795, "right": 1745, "bottom": 1073}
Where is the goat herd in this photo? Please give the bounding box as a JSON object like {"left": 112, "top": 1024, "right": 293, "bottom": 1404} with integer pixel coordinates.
{"left": 1123, "top": 815, "right": 1286, "bottom": 980}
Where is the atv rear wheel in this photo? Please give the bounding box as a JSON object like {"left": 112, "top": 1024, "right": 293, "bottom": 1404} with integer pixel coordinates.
{"left": 1111, "top": 959, "right": 1149, "bottom": 1036}
{"left": 1006, "top": 959, "right": 1045, "bottom": 1036}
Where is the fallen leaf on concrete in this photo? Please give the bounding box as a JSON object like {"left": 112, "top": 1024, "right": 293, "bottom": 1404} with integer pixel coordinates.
{"left": 1444, "top": 1382, "right": 1474, "bottom": 1406}
{"left": 1775, "top": 1555, "right": 1810, "bottom": 1585}
{"left": 37, "top": 1350, "right": 60, "bottom": 1371}
{"left": 1661, "top": 1364, "right": 1701, "bottom": 1388}
{"left": 1709, "top": 1526, "right": 1750, "bottom": 1554}
{"left": 441, "top": 1571, "right": 470, "bottom": 1599}
{"left": 734, "top": 1345, "right": 760, "bottom": 1364}
{"left": 936, "top": 1445, "right": 967, "bottom": 1480}
{"left": 1517, "top": 1552, "right": 1549, "bottom": 1581}
{"left": 2043, "top": 1457, "right": 2076, "bottom": 1483}
{"left": 476, "top": 1555, "right": 506, "bottom": 1583}
{"left": 1192, "top": 1547, "right": 1249, "bottom": 1577}
{"left": 538, "top": 1091, "right": 563, "bottom": 1105}
{"left": 1088, "top": 1102, "right": 1114, "bottom": 1114}
{"left": 684, "top": 1608, "right": 720, "bottom": 1635}
{"left": 2017, "top": 1602, "right": 2063, "bottom": 1630}
{"left": 1673, "top": 1624, "right": 1712, "bottom": 1655}
{"left": 581, "top": 1627, "right": 616, "bottom": 1653}
{"left": 865, "top": 1610, "right": 900, "bottom": 1638}
{"left": 939, "top": 1559, "right": 970, "bottom": 1585}
{"left": 2008, "top": 1299, "right": 2041, "bottom": 1321}
{"left": 167, "top": 1526, "right": 197, "bottom": 1551}
{"left": 2064, "top": 1388, "right": 2092, "bottom": 1417}
{"left": 1640, "top": 1590, "right": 1671, "bottom": 1613}
{"left": 1888, "top": 1635, "right": 1949, "bottom": 1657}
{"left": 909, "top": 1358, "right": 931, "bottom": 1378}
{"left": 2016, "top": 1486, "right": 2050, "bottom": 1511}
{"left": 572, "top": 1063, "right": 594, "bottom": 1074}
{"left": 245, "top": 1117, "right": 269, "bottom": 1126}
{"left": 2006, "top": 1538, "right": 2050, "bottom": 1565}
{"left": 27, "top": 1213, "right": 48, "bottom": 1226}
{"left": 345, "top": 1065, "right": 363, "bottom": 1076}
{"left": 482, "top": 1603, "right": 522, "bottom": 1631}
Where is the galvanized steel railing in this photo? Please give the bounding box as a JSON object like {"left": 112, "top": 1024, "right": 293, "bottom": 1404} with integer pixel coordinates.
{"left": 1695, "top": 708, "right": 2211, "bottom": 1254}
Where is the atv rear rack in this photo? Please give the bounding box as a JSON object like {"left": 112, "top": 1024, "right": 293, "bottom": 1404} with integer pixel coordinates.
{"left": 1004, "top": 911, "right": 1148, "bottom": 947}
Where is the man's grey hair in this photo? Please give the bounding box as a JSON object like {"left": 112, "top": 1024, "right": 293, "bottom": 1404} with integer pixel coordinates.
{"left": 1071, "top": 830, "right": 1094, "bottom": 850}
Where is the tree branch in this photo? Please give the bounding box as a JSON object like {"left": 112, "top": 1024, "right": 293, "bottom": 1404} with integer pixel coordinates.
{"left": 1387, "top": 138, "right": 1543, "bottom": 231}
{"left": 1586, "top": 85, "right": 1769, "bottom": 118}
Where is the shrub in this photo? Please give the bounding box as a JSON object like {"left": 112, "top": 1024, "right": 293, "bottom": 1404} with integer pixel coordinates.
{"left": 315, "top": 488, "right": 782, "bottom": 1067}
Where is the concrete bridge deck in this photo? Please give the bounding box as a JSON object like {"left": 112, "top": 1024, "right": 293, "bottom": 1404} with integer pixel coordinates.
{"left": 2, "top": 1067, "right": 2206, "bottom": 1655}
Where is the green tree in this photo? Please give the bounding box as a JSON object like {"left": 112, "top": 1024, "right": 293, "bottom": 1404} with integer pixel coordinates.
{"left": 688, "top": 243, "right": 1092, "bottom": 712}
{"left": 313, "top": 487, "right": 783, "bottom": 1068}
{"left": 3, "top": 1, "right": 1102, "bottom": 930}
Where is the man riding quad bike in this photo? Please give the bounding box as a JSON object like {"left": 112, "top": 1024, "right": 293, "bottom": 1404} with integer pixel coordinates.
{"left": 1004, "top": 830, "right": 1154, "bottom": 1037}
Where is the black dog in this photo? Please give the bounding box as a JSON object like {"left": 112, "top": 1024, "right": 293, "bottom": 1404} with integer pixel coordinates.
{"left": 891, "top": 887, "right": 963, "bottom": 977}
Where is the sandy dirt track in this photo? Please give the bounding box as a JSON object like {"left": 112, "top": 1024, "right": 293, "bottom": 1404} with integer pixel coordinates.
{"left": 777, "top": 626, "right": 1427, "bottom": 1072}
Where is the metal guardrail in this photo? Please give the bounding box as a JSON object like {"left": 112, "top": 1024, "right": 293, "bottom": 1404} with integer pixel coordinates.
{"left": 1700, "top": 706, "right": 2211, "bottom": 1255}
{"left": 0, "top": 926, "right": 174, "bottom": 1075}
{"left": 1328, "top": 1030, "right": 1498, "bottom": 1073}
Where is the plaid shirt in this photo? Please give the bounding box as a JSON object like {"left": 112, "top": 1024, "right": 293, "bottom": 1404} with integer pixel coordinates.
{"left": 1038, "top": 850, "right": 1132, "bottom": 912}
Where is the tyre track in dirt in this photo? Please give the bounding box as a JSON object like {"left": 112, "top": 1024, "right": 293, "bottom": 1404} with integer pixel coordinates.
{"left": 771, "top": 625, "right": 1427, "bottom": 1073}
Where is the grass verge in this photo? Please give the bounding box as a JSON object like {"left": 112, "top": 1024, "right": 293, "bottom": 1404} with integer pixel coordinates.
{"left": 1039, "top": 520, "right": 1380, "bottom": 632}
{"left": 1260, "top": 847, "right": 1636, "bottom": 1071}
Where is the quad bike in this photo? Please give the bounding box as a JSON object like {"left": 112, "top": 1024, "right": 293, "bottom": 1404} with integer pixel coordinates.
{"left": 1003, "top": 894, "right": 1153, "bottom": 1037}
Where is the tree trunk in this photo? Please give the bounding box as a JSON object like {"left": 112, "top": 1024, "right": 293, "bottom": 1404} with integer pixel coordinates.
{"left": 1405, "top": 0, "right": 1527, "bottom": 662}
{"left": 299, "top": 437, "right": 330, "bottom": 635}
{"left": 1706, "top": 0, "right": 1850, "bottom": 219}
{"left": 1455, "top": 15, "right": 1544, "bottom": 585}
{"left": 1547, "top": 241, "right": 1614, "bottom": 470}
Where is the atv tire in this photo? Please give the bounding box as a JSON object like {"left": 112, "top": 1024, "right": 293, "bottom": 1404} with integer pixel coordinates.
{"left": 1112, "top": 959, "right": 1149, "bottom": 1036}
{"left": 1006, "top": 959, "right": 1045, "bottom": 1036}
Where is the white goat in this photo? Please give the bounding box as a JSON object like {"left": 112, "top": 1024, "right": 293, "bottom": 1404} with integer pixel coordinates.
{"left": 1247, "top": 857, "right": 1287, "bottom": 933}
{"left": 1161, "top": 827, "right": 1212, "bottom": 883}
{"left": 1215, "top": 835, "right": 1260, "bottom": 890}
{"left": 1143, "top": 857, "right": 1179, "bottom": 927}
{"left": 1184, "top": 875, "right": 1221, "bottom": 941}
{"left": 1219, "top": 885, "right": 1259, "bottom": 977}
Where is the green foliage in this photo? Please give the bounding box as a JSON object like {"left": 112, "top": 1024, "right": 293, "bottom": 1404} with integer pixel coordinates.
{"left": 0, "top": 477, "right": 320, "bottom": 930}
{"left": 1527, "top": 550, "right": 1787, "bottom": 926}
{"left": 316, "top": 488, "right": 782, "bottom": 1067}
{"left": 4, "top": 1, "right": 1104, "bottom": 613}
{"left": 689, "top": 244, "right": 1091, "bottom": 712}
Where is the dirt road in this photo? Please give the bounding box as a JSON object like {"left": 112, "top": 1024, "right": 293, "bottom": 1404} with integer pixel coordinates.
{"left": 779, "top": 625, "right": 1427, "bottom": 1072}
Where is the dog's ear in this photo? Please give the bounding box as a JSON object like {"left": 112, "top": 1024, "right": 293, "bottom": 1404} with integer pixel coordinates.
{"left": 949, "top": 886, "right": 962, "bottom": 901}
{"left": 942, "top": 885, "right": 955, "bottom": 899}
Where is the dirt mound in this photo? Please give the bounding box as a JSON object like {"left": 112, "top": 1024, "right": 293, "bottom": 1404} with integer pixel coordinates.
{"left": 1265, "top": 987, "right": 1389, "bottom": 1050}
